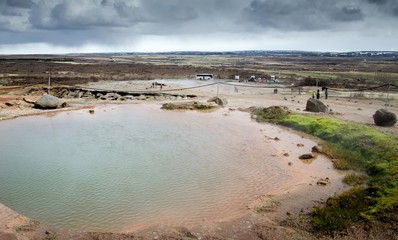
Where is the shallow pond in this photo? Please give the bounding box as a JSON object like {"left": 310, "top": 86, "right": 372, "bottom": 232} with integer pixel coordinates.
{"left": 0, "top": 104, "right": 341, "bottom": 232}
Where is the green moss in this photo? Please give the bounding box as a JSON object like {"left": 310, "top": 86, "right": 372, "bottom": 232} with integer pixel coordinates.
{"left": 252, "top": 106, "right": 290, "bottom": 124}
{"left": 279, "top": 114, "right": 398, "bottom": 170}
{"left": 161, "top": 102, "right": 214, "bottom": 111}
{"left": 343, "top": 173, "right": 368, "bottom": 186}
{"left": 193, "top": 104, "right": 213, "bottom": 110}
{"left": 312, "top": 188, "right": 369, "bottom": 233}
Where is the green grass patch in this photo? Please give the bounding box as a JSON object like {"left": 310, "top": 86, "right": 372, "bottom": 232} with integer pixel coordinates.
{"left": 343, "top": 173, "right": 368, "bottom": 186}
{"left": 251, "top": 106, "right": 290, "bottom": 124}
{"left": 252, "top": 107, "right": 398, "bottom": 233}
{"left": 312, "top": 188, "right": 370, "bottom": 234}
{"left": 161, "top": 102, "right": 215, "bottom": 111}
{"left": 279, "top": 114, "right": 398, "bottom": 170}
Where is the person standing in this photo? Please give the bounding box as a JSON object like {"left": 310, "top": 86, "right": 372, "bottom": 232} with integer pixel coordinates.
{"left": 316, "top": 89, "right": 320, "bottom": 99}
{"left": 324, "top": 87, "right": 328, "bottom": 99}
{"left": 312, "top": 91, "right": 316, "bottom": 98}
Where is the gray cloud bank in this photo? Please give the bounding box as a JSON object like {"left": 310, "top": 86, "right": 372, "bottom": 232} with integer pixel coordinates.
{"left": 0, "top": 0, "right": 397, "bottom": 53}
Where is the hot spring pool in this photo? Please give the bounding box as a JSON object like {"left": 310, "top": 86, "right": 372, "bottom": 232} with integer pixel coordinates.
{"left": 0, "top": 104, "right": 323, "bottom": 232}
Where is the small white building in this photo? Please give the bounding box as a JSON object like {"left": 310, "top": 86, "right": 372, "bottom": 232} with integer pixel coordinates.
{"left": 270, "top": 75, "right": 280, "bottom": 83}
{"left": 271, "top": 75, "right": 276, "bottom": 81}
{"left": 196, "top": 74, "right": 213, "bottom": 80}
{"left": 234, "top": 75, "right": 240, "bottom": 81}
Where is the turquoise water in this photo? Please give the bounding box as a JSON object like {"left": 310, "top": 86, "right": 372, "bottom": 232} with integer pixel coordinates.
{"left": 0, "top": 104, "right": 290, "bottom": 232}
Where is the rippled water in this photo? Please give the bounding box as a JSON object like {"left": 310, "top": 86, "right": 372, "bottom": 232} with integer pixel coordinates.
{"left": 0, "top": 104, "right": 319, "bottom": 232}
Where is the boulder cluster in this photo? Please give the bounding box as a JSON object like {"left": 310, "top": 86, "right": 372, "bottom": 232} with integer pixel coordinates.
{"left": 53, "top": 87, "right": 196, "bottom": 102}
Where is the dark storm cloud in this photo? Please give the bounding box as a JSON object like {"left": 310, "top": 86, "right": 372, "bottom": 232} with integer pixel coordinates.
{"left": 1, "top": 0, "right": 398, "bottom": 32}
{"left": 0, "top": 0, "right": 33, "bottom": 32}
{"left": 363, "top": 0, "right": 398, "bottom": 17}
{"left": 3, "top": 0, "right": 392, "bottom": 33}
{"left": 366, "top": 0, "right": 388, "bottom": 5}
{"left": 6, "top": 0, "right": 34, "bottom": 9}
{"left": 331, "top": 6, "right": 364, "bottom": 22}
{"left": 242, "top": 0, "right": 365, "bottom": 31}
{"left": 28, "top": 0, "right": 201, "bottom": 31}
{"left": 139, "top": 0, "right": 198, "bottom": 22}
{"left": 1, "top": 8, "right": 21, "bottom": 17}
{"left": 0, "top": 0, "right": 397, "bottom": 53}
{"left": 29, "top": 0, "right": 143, "bottom": 30}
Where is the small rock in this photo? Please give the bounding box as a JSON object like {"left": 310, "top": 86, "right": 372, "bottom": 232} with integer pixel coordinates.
{"left": 274, "top": 137, "right": 280, "bottom": 141}
{"left": 138, "top": 95, "right": 147, "bottom": 100}
{"left": 288, "top": 162, "right": 293, "bottom": 166}
{"left": 283, "top": 153, "right": 290, "bottom": 157}
{"left": 89, "top": 109, "right": 95, "bottom": 114}
{"left": 299, "top": 153, "right": 314, "bottom": 160}
{"left": 176, "top": 227, "right": 196, "bottom": 238}
{"left": 103, "top": 92, "right": 120, "bottom": 100}
{"left": 317, "top": 177, "right": 331, "bottom": 185}
{"left": 297, "top": 143, "right": 304, "bottom": 147}
{"left": 312, "top": 145, "right": 322, "bottom": 153}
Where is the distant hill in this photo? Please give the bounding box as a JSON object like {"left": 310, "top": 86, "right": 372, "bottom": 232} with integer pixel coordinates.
{"left": 106, "top": 50, "right": 398, "bottom": 59}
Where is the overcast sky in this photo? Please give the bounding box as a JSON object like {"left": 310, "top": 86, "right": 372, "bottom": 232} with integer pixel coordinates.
{"left": 0, "top": 0, "right": 397, "bottom": 54}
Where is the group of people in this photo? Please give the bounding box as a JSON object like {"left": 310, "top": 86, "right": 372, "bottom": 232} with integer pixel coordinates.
{"left": 312, "top": 86, "right": 328, "bottom": 99}
{"left": 150, "top": 82, "right": 165, "bottom": 90}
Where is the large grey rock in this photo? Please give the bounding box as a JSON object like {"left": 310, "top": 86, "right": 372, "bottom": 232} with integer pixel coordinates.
{"left": 207, "top": 96, "right": 228, "bottom": 107}
{"left": 305, "top": 98, "right": 328, "bottom": 113}
{"left": 373, "top": 109, "right": 397, "bottom": 127}
{"left": 35, "top": 95, "right": 59, "bottom": 109}
{"left": 102, "top": 92, "right": 120, "bottom": 100}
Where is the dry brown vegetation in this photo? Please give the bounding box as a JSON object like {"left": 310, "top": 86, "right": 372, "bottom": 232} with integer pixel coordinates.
{"left": 1, "top": 53, "right": 397, "bottom": 88}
